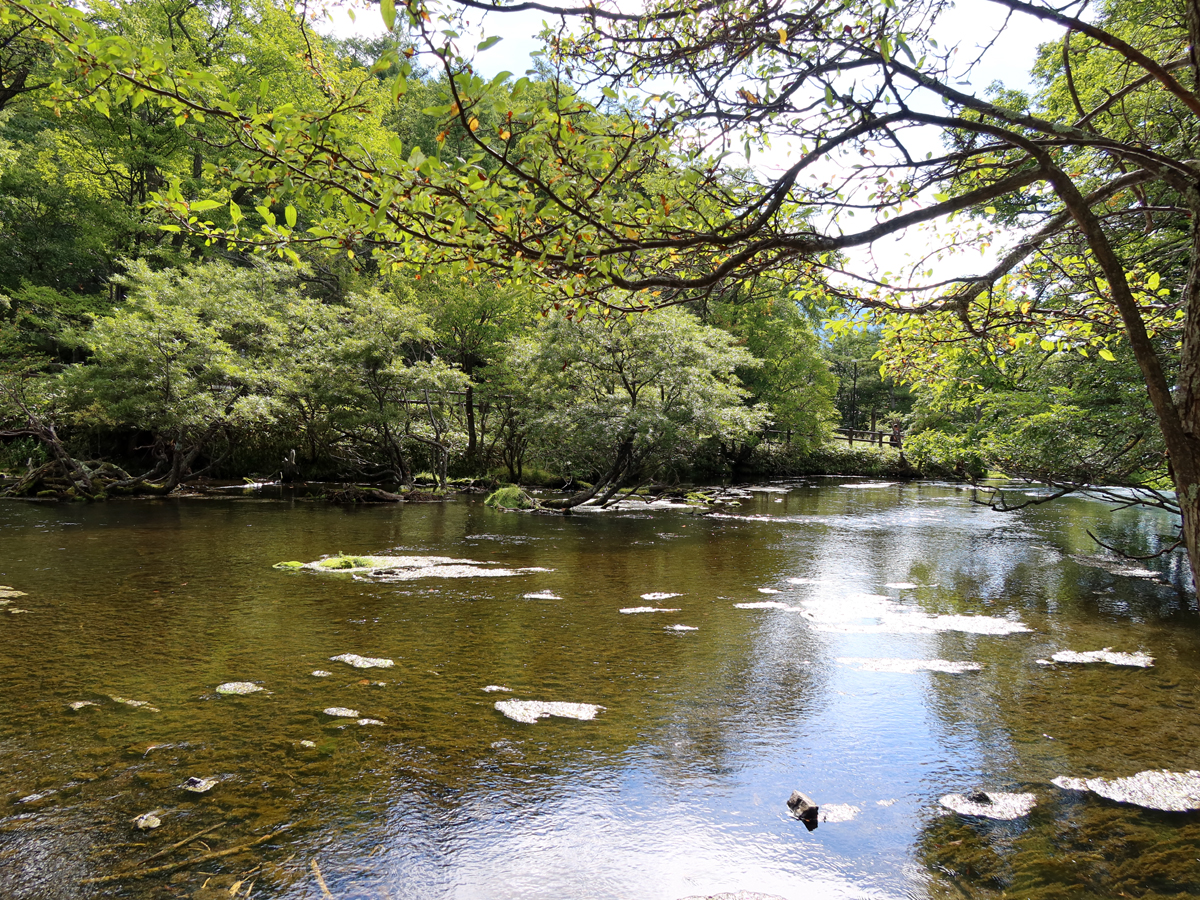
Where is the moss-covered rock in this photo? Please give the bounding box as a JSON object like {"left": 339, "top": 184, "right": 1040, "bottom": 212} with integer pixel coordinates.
{"left": 318, "top": 555, "right": 374, "bottom": 570}
{"left": 484, "top": 485, "right": 537, "bottom": 510}
{"left": 272, "top": 561, "right": 305, "bottom": 569}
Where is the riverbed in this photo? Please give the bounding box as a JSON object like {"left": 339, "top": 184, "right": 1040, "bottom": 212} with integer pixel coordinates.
{"left": 1, "top": 479, "right": 1198, "bottom": 899}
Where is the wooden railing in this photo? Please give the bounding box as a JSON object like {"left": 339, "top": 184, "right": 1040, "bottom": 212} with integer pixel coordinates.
{"left": 833, "top": 427, "right": 902, "bottom": 448}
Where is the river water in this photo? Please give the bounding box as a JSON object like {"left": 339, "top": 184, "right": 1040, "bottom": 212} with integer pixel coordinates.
{"left": 1, "top": 479, "right": 1198, "bottom": 900}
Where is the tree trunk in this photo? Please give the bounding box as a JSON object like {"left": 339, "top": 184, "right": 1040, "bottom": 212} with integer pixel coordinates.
{"left": 542, "top": 437, "right": 633, "bottom": 511}
{"left": 464, "top": 383, "right": 477, "bottom": 469}
{"left": 1046, "top": 156, "right": 1200, "bottom": 591}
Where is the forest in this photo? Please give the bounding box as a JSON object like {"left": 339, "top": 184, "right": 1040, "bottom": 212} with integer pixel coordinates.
{"left": 0, "top": 0, "right": 1179, "bottom": 553}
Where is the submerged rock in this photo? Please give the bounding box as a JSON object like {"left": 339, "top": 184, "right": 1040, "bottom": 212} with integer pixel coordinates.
{"left": 787, "top": 791, "right": 819, "bottom": 830}
{"left": 108, "top": 695, "right": 160, "bottom": 712}
{"left": 323, "top": 707, "right": 361, "bottom": 718}
{"left": 182, "top": 776, "right": 218, "bottom": 794}
{"left": 523, "top": 591, "right": 561, "bottom": 600}
{"left": 133, "top": 811, "right": 162, "bottom": 830}
{"left": 665, "top": 624, "right": 698, "bottom": 631}
{"left": 1037, "top": 648, "right": 1154, "bottom": 668}
{"left": 494, "top": 699, "right": 604, "bottom": 724}
{"left": 67, "top": 700, "right": 98, "bottom": 711}
{"left": 357, "top": 718, "right": 385, "bottom": 726}
{"left": 0, "top": 588, "right": 28, "bottom": 598}
{"left": 272, "top": 561, "right": 304, "bottom": 569}
{"left": 837, "top": 657, "right": 982, "bottom": 675}
{"left": 940, "top": 791, "right": 1037, "bottom": 819}
{"left": 311, "top": 670, "right": 332, "bottom": 677}
{"left": 215, "top": 682, "right": 264, "bottom": 695}
{"left": 301, "top": 554, "right": 551, "bottom": 581}
{"left": 620, "top": 606, "right": 682, "bottom": 614}
{"left": 1053, "top": 769, "right": 1200, "bottom": 811}
{"left": 299, "top": 740, "right": 317, "bottom": 748}
{"left": 330, "top": 653, "right": 394, "bottom": 669}
{"left": 482, "top": 685, "right": 512, "bottom": 693}
{"left": 641, "top": 592, "right": 682, "bottom": 601}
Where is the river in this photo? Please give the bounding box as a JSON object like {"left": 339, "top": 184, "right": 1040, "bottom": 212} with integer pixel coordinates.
{"left": 1, "top": 479, "right": 1198, "bottom": 899}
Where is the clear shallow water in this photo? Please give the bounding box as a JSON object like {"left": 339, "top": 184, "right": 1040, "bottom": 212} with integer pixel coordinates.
{"left": 1, "top": 480, "right": 1198, "bottom": 900}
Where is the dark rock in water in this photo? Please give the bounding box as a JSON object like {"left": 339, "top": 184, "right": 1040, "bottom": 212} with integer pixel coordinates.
{"left": 787, "top": 790, "right": 820, "bottom": 830}
{"left": 966, "top": 790, "right": 992, "bottom": 804}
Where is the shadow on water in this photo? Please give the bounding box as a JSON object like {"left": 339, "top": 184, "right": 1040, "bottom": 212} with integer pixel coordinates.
{"left": 0, "top": 482, "right": 1198, "bottom": 899}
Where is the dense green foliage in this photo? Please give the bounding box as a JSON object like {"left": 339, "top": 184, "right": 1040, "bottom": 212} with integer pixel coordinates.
{"left": 2, "top": 0, "right": 1189, "bottom": 556}
{"left": 0, "top": 0, "right": 842, "bottom": 494}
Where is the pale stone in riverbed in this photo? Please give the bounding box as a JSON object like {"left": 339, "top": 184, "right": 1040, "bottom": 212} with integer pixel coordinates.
{"left": 665, "top": 624, "right": 698, "bottom": 631}
{"left": 940, "top": 791, "right": 1037, "bottom": 819}
{"left": 820, "top": 803, "right": 861, "bottom": 823}
{"left": 182, "top": 777, "right": 218, "bottom": 793}
{"left": 323, "top": 707, "right": 360, "bottom": 718}
{"left": 1053, "top": 769, "right": 1200, "bottom": 810}
{"left": 108, "top": 695, "right": 159, "bottom": 712}
{"left": 302, "top": 554, "right": 551, "bottom": 580}
{"left": 215, "top": 682, "right": 264, "bottom": 695}
{"left": 494, "top": 699, "right": 604, "bottom": 724}
{"left": 482, "top": 685, "right": 512, "bottom": 692}
{"left": 1037, "top": 648, "right": 1154, "bottom": 667}
{"left": 523, "top": 591, "right": 561, "bottom": 599}
{"left": 641, "top": 592, "right": 682, "bottom": 600}
{"left": 330, "top": 653, "right": 394, "bottom": 669}
{"left": 133, "top": 811, "right": 162, "bottom": 830}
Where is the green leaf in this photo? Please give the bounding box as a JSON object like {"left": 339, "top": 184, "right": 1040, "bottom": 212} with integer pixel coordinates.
{"left": 933, "top": 192, "right": 951, "bottom": 202}
{"left": 1039, "top": 339, "right": 1056, "bottom": 351}
{"left": 1099, "top": 348, "right": 1116, "bottom": 362}
{"left": 285, "top": 205, "right": 297, "bottom": 228}
{"left": 229, "top": 202, "right": 243, "bottom": 224}
{"left": 190, "top": 199, "right": 221, "bottom": 212}
{"left": 1147, "top": 272, "right": 1161, "bottom": 290}
{"left": 477, "top": 35, "right": 503, "bottom": 52}
{"left": 380, "top": 0, "right": 396, "bottom": 32}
